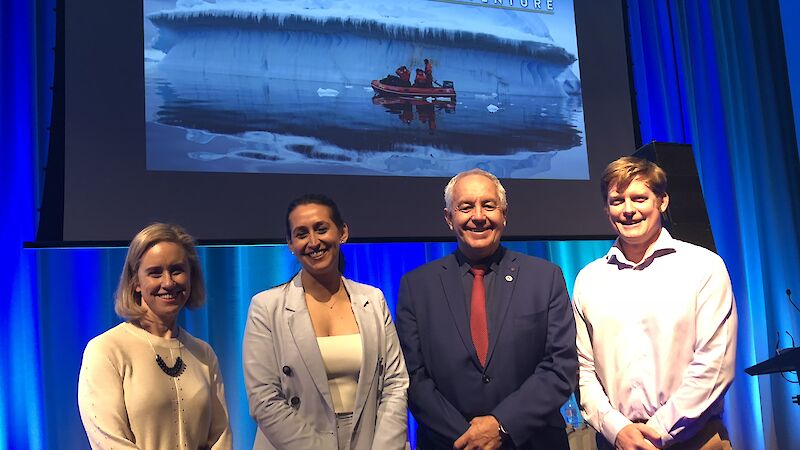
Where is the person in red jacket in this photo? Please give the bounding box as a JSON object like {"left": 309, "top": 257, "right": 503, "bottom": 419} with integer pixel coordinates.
{"left": 424, "top": 58, "right": 434, "bottom": 87}
{"left": 395, "top": 66, "right": 411, "bottom": 87}
{"left": 414, "top": 68, "right": 428, "bottom": 87}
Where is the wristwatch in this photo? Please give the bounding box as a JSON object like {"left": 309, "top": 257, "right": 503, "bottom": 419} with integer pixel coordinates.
{"left": 496, "top": 418, "right": 509, "bottom": 438}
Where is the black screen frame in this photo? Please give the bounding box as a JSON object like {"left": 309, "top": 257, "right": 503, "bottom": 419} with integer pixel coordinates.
{"left": 37, "top": 0, "right": 639, "bottom": 246}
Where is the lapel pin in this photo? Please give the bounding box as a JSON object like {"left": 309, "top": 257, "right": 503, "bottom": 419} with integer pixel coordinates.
{"left": 505, "top": 275, "right": 513, "bottom": 282}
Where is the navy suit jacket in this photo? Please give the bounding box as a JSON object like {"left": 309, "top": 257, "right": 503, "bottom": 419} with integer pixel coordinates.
{"left": 396, "top": 248, "right": 577, "bottom": 450}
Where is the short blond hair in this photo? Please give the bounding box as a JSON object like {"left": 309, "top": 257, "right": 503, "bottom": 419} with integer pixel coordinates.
{"left": 601, "top": 156, "right": 668, "bottom": 203}
{"left": 444, "top": 168, "right": 508, "bottom": 211}
{"left": 114, "top": 223, "right": 205, "bottom": 320}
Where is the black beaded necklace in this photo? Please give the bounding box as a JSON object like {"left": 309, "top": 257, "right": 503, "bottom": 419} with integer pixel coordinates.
{"left": 155, "top": 354, "right": 186, "bottom": 377}
{"left": 145, "top": 329, "right": 186, "bottom": 377}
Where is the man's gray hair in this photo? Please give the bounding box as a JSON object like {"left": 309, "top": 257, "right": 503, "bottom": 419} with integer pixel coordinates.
{"left": 444, "top": 168, "right": 508, "bottom": 211}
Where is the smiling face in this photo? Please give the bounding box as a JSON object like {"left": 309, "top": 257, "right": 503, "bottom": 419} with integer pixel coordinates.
{"left": 287, "top": 203, "right": 348, "bottom": 279}
{"left": 445, "top": 173, "right": 507, "bottom": 261}
{"left": 135, "top": 241, "right": 191, "bottom": 324}
{"left": 606, "top": 177, "right": 669, "bottom": 262}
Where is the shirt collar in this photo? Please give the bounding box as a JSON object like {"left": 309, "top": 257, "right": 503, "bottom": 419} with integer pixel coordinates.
{"left": 606, "top": 228, "right": 677, "bottom": 270}
{"left": 455, "top": 246, "right": 505, "bottom": 275}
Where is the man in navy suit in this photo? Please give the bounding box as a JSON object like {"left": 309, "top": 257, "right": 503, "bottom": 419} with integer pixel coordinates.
{"left": 396, "top": 169, "right": 577, "bottom": 450}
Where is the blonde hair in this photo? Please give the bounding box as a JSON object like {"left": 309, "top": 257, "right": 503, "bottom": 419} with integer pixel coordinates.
{"left": 444, "top": 168, "right": 508, "bottom": 211}
{"left": 114, "top": 223, "right": 205, "bottom": 320}
{"left": 601, "top": 156, "right": 668, "bottom": 203}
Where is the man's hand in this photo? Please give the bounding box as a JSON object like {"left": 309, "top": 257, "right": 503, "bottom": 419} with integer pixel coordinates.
{"left": 614, "top": 423, "right": 661, "bottom": 450}
{"left": 453, "top": 415, "right": 502, "bottom": 450}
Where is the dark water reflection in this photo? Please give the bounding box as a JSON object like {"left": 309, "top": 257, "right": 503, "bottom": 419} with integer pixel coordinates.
{"left": 145, "top": 68, "right": 586, "bottom": 177}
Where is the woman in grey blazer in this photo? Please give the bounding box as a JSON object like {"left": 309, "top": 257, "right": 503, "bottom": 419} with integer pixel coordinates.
{"left": 243, "top": 194, "right": 408, "bottom": 450}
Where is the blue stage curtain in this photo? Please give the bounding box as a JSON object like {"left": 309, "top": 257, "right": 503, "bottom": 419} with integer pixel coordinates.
{"left": 628, "top": 1, "right": 800, "bottom": 449}
{"left": 0, "top": 0, "right": 49, "bottom": 448}
{"left": 778, "top": 0, "right": 800, "bottom": 160}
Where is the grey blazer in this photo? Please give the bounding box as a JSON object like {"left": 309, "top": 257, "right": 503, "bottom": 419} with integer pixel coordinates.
{"left": 243, "top": 273, "right": 409, "bottom": 450}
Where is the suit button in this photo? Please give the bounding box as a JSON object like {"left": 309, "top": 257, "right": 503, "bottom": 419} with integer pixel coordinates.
{"left": 282, "top": 365, "right": 292, "bottom": 376}
{"left": 290, "top": 396, "right": 300, "bottom": 407}
{"left": 482, "top": 375, "right": 491, "bottom": 384}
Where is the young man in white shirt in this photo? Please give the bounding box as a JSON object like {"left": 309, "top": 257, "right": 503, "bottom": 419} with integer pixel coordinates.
{"left": 573, "top": 156, "right": 737, "bottom": 450}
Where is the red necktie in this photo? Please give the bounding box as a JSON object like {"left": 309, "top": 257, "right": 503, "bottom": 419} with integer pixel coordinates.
{"left": 470, "top": 266, "right": 488, "bottom": 367}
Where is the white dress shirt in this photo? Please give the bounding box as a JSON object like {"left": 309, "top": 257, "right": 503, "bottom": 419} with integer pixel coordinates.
{"left": 572, "top": 228, "right": 737, "bottom": 447}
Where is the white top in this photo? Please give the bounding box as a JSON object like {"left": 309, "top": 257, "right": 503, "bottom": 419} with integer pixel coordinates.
{"left": 317, "top": 333, "right": 363, "bottom": 413}
{"left": 78, "top": 322, "right": 232, "bottom": 450}
{"left": 572, "top": 229, "right": 737, "bottom": 447}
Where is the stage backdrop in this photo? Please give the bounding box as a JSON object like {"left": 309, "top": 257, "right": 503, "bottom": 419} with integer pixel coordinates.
{"left": 2, "top": 1, "right": 800, "bottom": 449}
{"left": 30, "top": 239, "right": 609, "bottom": 449}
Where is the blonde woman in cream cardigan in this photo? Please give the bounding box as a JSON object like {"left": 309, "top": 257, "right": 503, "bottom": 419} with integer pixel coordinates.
{"left": 78, "top": 223, "right": 232, "bottom": 449}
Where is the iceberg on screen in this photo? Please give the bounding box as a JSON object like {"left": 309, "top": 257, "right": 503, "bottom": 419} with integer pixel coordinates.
{"left": 144, "top": 0, "right": 587, "bottom": 179}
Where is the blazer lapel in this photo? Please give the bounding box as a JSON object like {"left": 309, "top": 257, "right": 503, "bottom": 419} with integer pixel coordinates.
{"left": 345, "top": 278, "right": 379, "bottom": 430}
{"left": 486, "top": 251, "right": 518, "bottom": 366}
{"left": 285, "top": 274, "right": 334, "bottom": 412}
{"left": 439, "top": 255, "right": 481, "bottom": 369}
